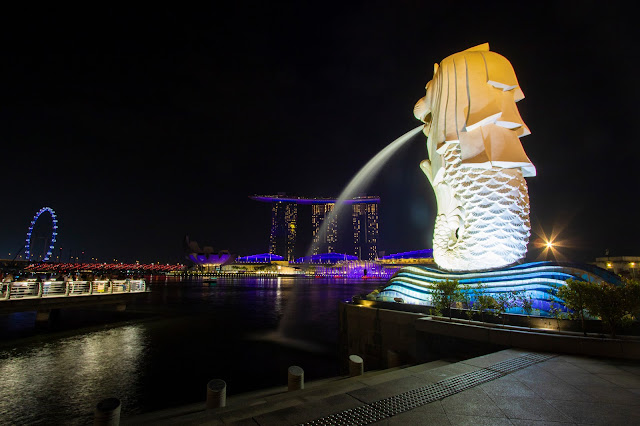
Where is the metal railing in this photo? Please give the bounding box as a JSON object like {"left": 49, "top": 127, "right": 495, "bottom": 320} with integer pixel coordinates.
{"left": 0, "top": 279, "right": 146, "bottom": 300}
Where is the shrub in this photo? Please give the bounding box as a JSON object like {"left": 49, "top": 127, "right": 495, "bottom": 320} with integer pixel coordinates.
{"left": 515, "top": 291, "right": 534, "bottom": 316}
{"left": 459, "top": 284, "right": 475, "bottom": 321}
{"left": 557, "top": 279, "right": 595, "bottom": 336}
{"left": 548, "top": 301, "right": 565, "bottom": 329}
{"left": 583, "top": 279, "right": 640, "bottom": 338}
{"left": 494, "top": 291, "right": 518, "bottom": 325}
{"left": 431, "top": 279, "right": 460, "bottom": 319}
{"left": 471, "top": 284, "right": 497, "bottom": 323}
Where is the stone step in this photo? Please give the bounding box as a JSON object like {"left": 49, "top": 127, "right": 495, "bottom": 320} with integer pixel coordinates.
{"left": 124, "top": 359, "right": 454, "bottom": 425}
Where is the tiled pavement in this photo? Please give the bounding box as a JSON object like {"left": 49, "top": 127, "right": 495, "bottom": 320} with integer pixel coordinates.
{"left": 127, "top": 349, "right": 640, "bottom": 425}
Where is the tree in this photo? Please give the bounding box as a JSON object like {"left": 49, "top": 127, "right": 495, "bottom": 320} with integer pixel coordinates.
{"left": 494, "top": 291, "right": 517, "bottom": 325}
{"left": 557, "top": 279, "right": 595, "bottom": 336}
{"left": 459, "top": 284, "right": 475, "bottom": 321}
{"left": 583, "top": 279, "right": 640, "bottom": 338}
{"left": 472, "top": 283, "right": 497, "bottom": 323}
{"left": 548, "top": 301, "right": 565, "bottom": 330}
{"left": 431, "top": 279, "right": 460, "bottom": 319}
{"left": 515, "top": 291, "right": 534, "bottom": 316}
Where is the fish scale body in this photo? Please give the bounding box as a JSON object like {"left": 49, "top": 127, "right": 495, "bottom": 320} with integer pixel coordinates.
{"left": 432, "top": 142, "right": 530, "bottom": 271}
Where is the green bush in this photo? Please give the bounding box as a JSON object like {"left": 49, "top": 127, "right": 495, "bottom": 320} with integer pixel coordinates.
{"left": 459, "top": 284, "right": 475, "bottom": 321}
{"left": 548, "top": 301, "right": 566, "bottom": 330}
{"left": 586, "top": 279, "right": 640, "bottom": 338}
{"left": 471, "top": 284, "right": 497, "bottom": 322}
{"left": 557, "top": 279, "right": 595, "bottom": 336}
{"left": 431, "top": 279, "right": 460, "bottom": 319}
{"left": 495, "top": 291, "right": 518, "bottom": 325}
{"left": 515, "top": 291, "right": 534, "bottom": 316}
{"left": 558, "top": 278, "right": 640, "bottom": 338}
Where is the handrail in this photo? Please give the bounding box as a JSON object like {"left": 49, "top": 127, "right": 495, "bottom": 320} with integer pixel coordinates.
{"left": 0, "top": 279, "right": 146, "bottom": 300}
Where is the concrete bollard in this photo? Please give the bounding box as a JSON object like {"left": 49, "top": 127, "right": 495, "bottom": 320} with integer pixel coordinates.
{"left": 94, "top": 397, "right": 121, "bottom": 425}
{"left": 206, "top": 379, "right": 227, "bottom": 409}
{"left": 287, "top": 365, "right": 304, "bottom": 391}
{"left": 349, "top": 355, "right": 364, "bottom": 377}
{"left": 387, "top": 349, "right": 400, "bottom": 368}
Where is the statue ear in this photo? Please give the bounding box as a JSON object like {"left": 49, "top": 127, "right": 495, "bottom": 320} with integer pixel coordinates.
{"left": 433, "top": 63, "right": 439, "bottom": 75}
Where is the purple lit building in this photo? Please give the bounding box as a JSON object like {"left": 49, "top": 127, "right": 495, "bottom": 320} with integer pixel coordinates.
{"left": 236, "top": 253, "right": 285, "bottom": 263}
{"left": 250, "top": 195, "right": 380, "bottom": 261}
{"left": 184, "top": 236, "right": 235, "bottom": 271}
{"left": 187, "top": 252, "right": 234, "bottom": 266}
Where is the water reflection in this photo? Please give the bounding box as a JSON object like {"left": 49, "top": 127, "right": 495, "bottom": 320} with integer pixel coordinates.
{"left": 0, "top": 277, "right": 381, "bottom": 424}
{"left": 0, "top": 325, "right": 146, "bottom": 425}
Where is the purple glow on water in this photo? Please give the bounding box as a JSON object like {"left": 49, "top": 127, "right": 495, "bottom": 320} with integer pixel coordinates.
{"left": 312, "top": 261, "right": 398, "bottom": 279}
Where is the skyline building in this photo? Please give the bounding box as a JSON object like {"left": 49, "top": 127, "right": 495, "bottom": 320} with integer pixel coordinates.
{"left": 352, "top": 202, "right": 379, "bottom": 260}
{"left": 268, "top": 201, "right": 297, "bottom": 261}
{"left": 311, "top": 203, "right": 337, "bottom": 255}
{"left": 250, "top": 195, "right": 380, "bottom": 260}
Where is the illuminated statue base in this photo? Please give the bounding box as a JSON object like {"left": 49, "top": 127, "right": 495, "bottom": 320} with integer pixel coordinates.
{"left": 370, "top": 262, "right": 621, "bottom": 314}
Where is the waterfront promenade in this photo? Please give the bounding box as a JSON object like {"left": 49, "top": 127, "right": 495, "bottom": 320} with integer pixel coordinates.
{"left": 127, "top": 348, "right": 640, "bottom": 425}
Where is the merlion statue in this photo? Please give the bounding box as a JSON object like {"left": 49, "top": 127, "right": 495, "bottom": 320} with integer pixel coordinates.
{"left": 414, "top": 43, "right": 535, "bottom": 271}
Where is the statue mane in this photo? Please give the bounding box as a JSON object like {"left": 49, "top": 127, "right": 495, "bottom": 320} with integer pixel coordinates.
{"left": 415, "top": 43, "right": 535, "bottom": 185}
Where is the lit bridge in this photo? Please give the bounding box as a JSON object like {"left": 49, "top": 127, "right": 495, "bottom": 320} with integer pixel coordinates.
{"left": 0, "top": 279, "right": 147, "bottom": 323}
{"left": 23, "top": 262, "right": 185, "bottom": 274}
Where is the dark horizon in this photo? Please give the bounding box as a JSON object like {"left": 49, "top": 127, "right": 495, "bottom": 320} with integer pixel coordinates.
{"left": 1, "top": 3, "right": 637, "bottom": 264}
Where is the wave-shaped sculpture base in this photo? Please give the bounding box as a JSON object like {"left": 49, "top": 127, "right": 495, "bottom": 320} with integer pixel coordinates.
{"left": 371, "top": 261, "right": 620, "bottom": 314}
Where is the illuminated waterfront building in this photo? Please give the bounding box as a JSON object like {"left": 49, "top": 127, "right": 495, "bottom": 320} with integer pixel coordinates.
{"left": 595, "top": 256, "right": 640, "bottom": 279}
{"left": 251, "top": 195, "right": 380, "bottom": 261}
{"left": 312, "top": 203, "right": 337, "bottom": 254}
{"left": 352, "top": 203, "right": 379, "bottom": 260}
{"left": 268, "top": 201, "right": 297, "bottom": 261}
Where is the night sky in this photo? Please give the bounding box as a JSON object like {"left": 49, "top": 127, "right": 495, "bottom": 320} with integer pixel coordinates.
{"left": 1, "top": 2, "right": 637, "bottom": 264}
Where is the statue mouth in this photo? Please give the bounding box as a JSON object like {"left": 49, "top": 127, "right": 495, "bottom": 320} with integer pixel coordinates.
{"left": 413, "top": 97, "right": 430, "bottom": 122}
{"left": 414, "top": 95, "right": 433, "bottom": 138}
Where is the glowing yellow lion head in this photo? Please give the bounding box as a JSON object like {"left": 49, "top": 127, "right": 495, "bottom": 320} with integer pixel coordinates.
{"left": 414, "top": 43, "right": 535, "bottom": 186}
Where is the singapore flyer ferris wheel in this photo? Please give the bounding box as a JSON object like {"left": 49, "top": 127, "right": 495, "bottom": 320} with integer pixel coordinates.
{"left": 25, "top": 207, "right": 59, "bottom": 262}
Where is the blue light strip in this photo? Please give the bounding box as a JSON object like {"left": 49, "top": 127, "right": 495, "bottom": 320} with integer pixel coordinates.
{"left": 292, "top": 252, "right": 358, "bottom": 264}
{"left": 373, "top": 262, "right": 618, "bottom": 314}
{"left": 380, "top": 249, "right": 434, "bottom": 260}
{"left": 236, "top": 253, "right": 285, "bottom": 262}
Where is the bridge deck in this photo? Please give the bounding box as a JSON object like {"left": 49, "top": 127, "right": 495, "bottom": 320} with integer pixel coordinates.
{"left": 0, "top": 279, "right": 147, "bottom": 314}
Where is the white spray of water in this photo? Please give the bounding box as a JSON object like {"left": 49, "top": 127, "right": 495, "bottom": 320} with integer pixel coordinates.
{"left": 260, "top": 125, "right": 424, "bottom": 348}
{"left": 306, "top": 125, "right": 424, "bottom": 259}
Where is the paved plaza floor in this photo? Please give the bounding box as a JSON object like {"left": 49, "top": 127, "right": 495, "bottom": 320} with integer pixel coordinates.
{"left": 128, "top": 349, "right": 640, "bottom": 425}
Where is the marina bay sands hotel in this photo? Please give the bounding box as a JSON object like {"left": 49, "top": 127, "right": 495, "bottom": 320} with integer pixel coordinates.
{"left": 250, "top": 195, "right": 380, "bottom": 261}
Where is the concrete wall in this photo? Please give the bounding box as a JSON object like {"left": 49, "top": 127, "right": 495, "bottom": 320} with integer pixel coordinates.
{"left": 352, "top": 297, "right": 640, "bottom": 336}
{"left": 415, "top": 317, "right": 640, "bottom": 360}
{"left": 339, "top": 302, "right": 427, "bottom": 371}
{"left": 340, "top": 302, "right": 640, "bottom": 371}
